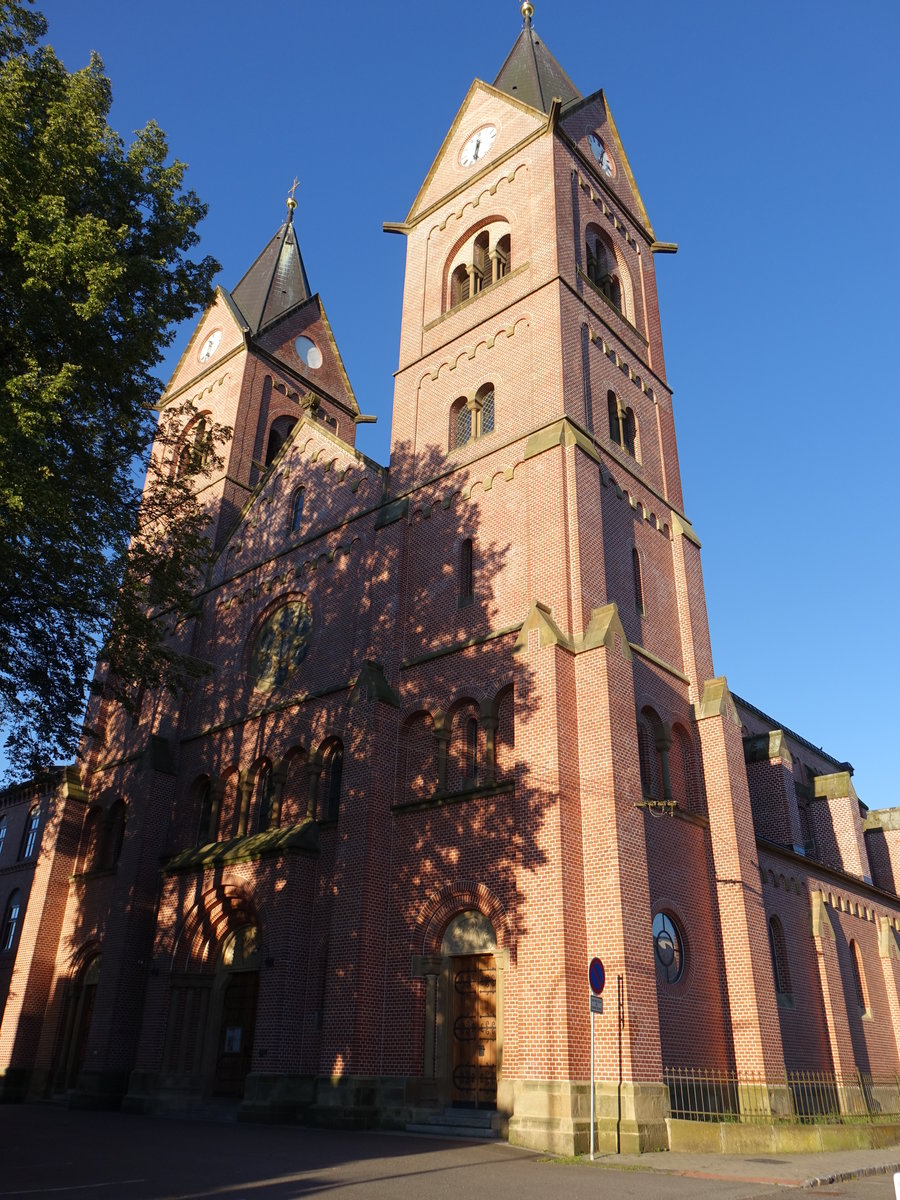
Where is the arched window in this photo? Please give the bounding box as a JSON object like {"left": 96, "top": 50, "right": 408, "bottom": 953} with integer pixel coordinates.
{"left": 638, "top": 721, "right": 655, "bottom": 797}
{"left": 446, "top": 220, "right": 512, "bottom": 311}
{"left": 586, "top": 226, "right": 622, "bottom": 311}
{"left": 459, "top": 538, "right": 474, "bottom": 604}
{"left": 607, "top": 390, "right": 639, "bottom": 459}
{"left": 320, "top": 742, "right": 344, "bottom": 822}
{"left": 20, "top": 805, "right": 40, "bottom": 860}
{"left": 289, "top": 487, "right": 305, "bottom": 533}
{"left": 264, "top": 416, "right": 297, "bottom": 467}
{"left": 254, "top": 763, "right": 275, "bottom": 833}
{"left": 0, "top": 815, "right": 6, "bottom": 862}
{"left": 768, "top": 916, "right": 792, "bottom": 997}
{"left": 465, "top": 717, "right": 479, "bottom": 780}
{"left": 105, "top": 800, "right": 126, "bottom": 868}
{"left": 449, "top": 385, "right": 496, "bottom": 451}
{"left": 850, "top": 939, "right": 870, "bottom": 1014}
{"left": 632, "top": 547, "right": 644, "bottom": 616}
{"left": 176, "top": 413, "right": 211, "bottom": 479}
{"left": 196, "top": 778, "right": 213, "bottom": 846}
{"left": 1, "top": 890, "right": 22, "bottom": 953}
{"left": 80, "top": 807, "right": 103, "bottom": 873}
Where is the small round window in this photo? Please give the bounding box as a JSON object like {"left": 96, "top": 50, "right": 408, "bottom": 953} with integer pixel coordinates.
{"left": 295, "top": 336, "right": 322, "bottom": 370}
{"left": 652, "top": 912, "right": 684, "bottom": 984}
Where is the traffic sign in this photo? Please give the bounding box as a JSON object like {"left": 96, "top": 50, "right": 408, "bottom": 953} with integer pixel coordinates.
{"left": 590, "top": 994, "right": 603, "bottom": 1014}
{"left": 589, "top": 956, "right": 605, "bottom": 995}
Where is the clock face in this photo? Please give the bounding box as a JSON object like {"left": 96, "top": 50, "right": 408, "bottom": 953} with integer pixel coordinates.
{"left": 250, "top": 599, "right": 314, "bottom": 692}
{"left": 589, "top": 133, "right": 616, "bottom": 178}
{"left": 460, "top": 125, "right": 497, "bottom": 167}
{"left": 198, "top": 329, "right": 222, "bottom": 363}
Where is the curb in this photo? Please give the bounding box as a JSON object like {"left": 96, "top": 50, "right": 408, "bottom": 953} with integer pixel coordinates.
{"left": 805, "top": 1160, "right": 900, "bottom": 1188}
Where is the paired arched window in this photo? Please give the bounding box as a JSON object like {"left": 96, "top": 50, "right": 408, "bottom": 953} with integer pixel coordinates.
{"left": 176, "top": 413, "right": 212, "bottom": 479}
{"left": 459, "top": 538, "right": 474, "bottom": 604}
{"left": 450, "top": 384, "right": 495, "bottom": 450}
{"left": 320, "top": 742, "right": 344, "bottom": 822}
{"left": 608, "top": 390, "right": 638, "bottom": 458}
{"left": 289, "top": 486, "right": 305, "bottom": 533}
{"left": 447, "top": 221, "right": 512, "bottom": 309}
{"left": 195, "top": 777, "right": 213, "bottom": 846}
{"left": 19, "top": 805, "right": 40, "bottom": 860}
{"left": 586, "top": 225, "right": 625, "bottom": 314}
{"left": 1, "top": 890, "right": 22, "bottom": 953}
{"left": 465, "top": 717, "right": 479, "bottom": 780}
{"left": 264, "top": 416, "right": 297, "bottom": 467}
{"left": 768, "top": 916, "right": 792, "bottom": 997}
{"left": 106, "top": 799, "right": 127, "bottom": 867}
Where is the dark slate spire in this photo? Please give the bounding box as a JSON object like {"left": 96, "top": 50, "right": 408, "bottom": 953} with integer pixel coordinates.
{"left": 493, "top": 2, "right": 581, "bottom": 114}
{"left": 231, "top": 191, "right": 312, "bottom": 334}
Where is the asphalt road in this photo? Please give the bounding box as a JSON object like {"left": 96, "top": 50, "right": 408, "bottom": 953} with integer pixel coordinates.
{"left": 0, "top": 1106, "right": 898, "bottom": 1200}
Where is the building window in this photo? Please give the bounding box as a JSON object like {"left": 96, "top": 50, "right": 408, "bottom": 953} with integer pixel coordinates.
{"left": 459, "top": 538, "right": 474, "bottom": 604}
{"left": 446, "top": 222, "right": 512, "bottom": 310}
{"left": 320, "top": 742, "right": 344, "bottom": 822}
{"left": 465, "top": 717, "right": 479, "bottom": 780}
{"left": 607, "top": 390, "right": 638, "bottom": 458}
{"left": 0, "top": 816, "right": 6, "bottom": 862}
{"left": 850, "top": 939, "right": 870, "bottom": 1014}
{"left": 586, "top": 225, "right": 625, "bottom": 313}
{"left": 196, "top": 778, "right": 213, "bottom": 846}
{"left": 264, "top": 416, "right": 297, "bottom": 467}
{"left": 1, "top": 890, "right": 22, "bottom": 953}
{"left": 768, "top": 916, "right": 792, "bottom": 998}
{"left": 81, "top": 807, "right": 103, "bottom": 873}
{"left": 176, "top": 413, "right": 211, "bottom": 479}
{"left": 20, "top": 805, "right": 40, "bottom": 860}
{"left": 632, "top": 547, "right": 644, "bottom": 615}
{"left": 105, "top": 799, "right": 127, "bottom": 868}
{"left": 450, "top": 384, "right": 496, "bottom": 450}
{"left": 289, "top": 486, "right": 305, "bottom": 533}
{"left": 653, "top": 912, "right": 684, "bottom": 984}
{"left": 255, "top": 763, "right": 276, "bottom": 833}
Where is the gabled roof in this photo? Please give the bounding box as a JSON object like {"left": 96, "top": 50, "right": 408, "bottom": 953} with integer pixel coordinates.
{"left": 493, "top": 13, "right": 581, "bottom": 114}
{"left": 231, "top": 205, "right": 312, "bottom": 334}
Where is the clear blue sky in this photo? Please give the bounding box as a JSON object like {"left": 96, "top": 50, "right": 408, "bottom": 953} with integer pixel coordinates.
{"left": 38, "top": 0, "right": 900, "bottom": 809}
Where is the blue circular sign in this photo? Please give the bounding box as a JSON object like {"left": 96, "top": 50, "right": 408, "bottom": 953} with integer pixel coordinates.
{"left": 589, "top": 957, "right": 605, "bottom": 995}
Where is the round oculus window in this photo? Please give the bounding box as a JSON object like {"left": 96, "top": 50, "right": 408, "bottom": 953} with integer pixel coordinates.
{"left": 295, "top": 336, "right": 322, "bottom": 370}
{"left": 588, "top": 133, "right": 616, "bottom": 178}
{"left": 249, "top": 599, "right": 313, "bottom": 692}
{"left": 198, "top": 329, "right": 222, "bottom": 363}
{"left": 652, "top": 912, "right": 684, "bottom": 984}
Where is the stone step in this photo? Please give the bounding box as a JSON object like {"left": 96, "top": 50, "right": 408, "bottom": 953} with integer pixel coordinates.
{"left": 406, "top": 1122, "right": 500, "bottom": 1139}
{"left": 436, "top": 1108, "right": 496, "bottom": 1127}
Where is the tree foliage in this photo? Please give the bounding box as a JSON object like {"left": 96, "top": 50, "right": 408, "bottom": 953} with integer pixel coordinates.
{"left": 0, "top": 0, "right": 223, "bottom": 775}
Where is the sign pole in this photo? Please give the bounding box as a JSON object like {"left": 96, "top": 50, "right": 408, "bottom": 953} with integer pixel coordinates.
{"left": 590, "top": 1005, "right": 595, "bottom": 1160}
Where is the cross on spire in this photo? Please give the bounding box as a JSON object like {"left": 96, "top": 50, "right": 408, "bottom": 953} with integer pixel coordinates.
{"left": 286, "top": 177, "right": 300, "bottom": 215}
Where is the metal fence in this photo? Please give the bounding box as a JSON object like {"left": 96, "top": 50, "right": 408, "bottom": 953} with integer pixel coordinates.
{"left": 664, "top": 1067, "right": 900, "bottom": 1125}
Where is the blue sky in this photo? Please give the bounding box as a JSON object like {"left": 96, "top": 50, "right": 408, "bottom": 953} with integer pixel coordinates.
{"left": 38, "top": 0, "right": 900, "bottom": 808}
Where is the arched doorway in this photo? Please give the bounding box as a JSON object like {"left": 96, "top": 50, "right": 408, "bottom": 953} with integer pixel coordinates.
{"left": 52, "top": 954, "right": 101, "bottom": 1092}
{"left": 211, "top": 925, "right": 260, "bottom": 1097}
{"left": 442, "top": 912, "right": 500, "bottom": 1109}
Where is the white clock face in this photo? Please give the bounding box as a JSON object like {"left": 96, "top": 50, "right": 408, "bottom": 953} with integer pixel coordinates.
{"left": 460, "top": 125, "right": 497, "bottom": 167}
{"left": 589, "top": 133, "right": 616, "bottom": 178}
{"left": 198, "top": 329, "right": 222, "bottom": 363}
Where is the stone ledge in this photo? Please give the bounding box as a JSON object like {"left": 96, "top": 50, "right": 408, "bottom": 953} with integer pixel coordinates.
{"left": 164, "top": 819, "right": 319, "bottom": 874}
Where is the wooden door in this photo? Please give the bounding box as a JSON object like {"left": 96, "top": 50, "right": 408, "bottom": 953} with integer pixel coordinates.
{"left": 213, "top": 971, "right": 258, "bottom": 1096}
{"left": 450, "top": 954, "right": 497, "bottom": 1108}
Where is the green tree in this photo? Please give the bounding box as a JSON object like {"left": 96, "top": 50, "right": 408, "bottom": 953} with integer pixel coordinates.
{"left": 0, "top": 0, "right": 223, "bottom": 775}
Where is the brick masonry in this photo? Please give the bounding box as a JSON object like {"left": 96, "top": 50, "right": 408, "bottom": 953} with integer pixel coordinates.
{"left": 2, "top": 26, "right": 900, "bottom": 1155}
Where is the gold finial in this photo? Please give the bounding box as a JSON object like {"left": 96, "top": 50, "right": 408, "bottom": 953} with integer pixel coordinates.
{"left": 286, "top": 176, "right": 300, "bottom": 212}
{"left": 521, "top": 1, "right": 534, "bottom": 26}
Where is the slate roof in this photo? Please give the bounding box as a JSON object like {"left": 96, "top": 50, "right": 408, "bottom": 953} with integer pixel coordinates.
{"left": 231, "top": 208, "right": 312, "bottom": 334}
{"left": 493, "top": 18, "right": 582, "bottom": 114}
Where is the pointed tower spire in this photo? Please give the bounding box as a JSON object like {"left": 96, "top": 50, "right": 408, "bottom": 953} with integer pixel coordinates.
{"left": 231, "top": 186, "right": 312, "bottom": 334}
{"left": 493, "top": 3, "right": 581, "bottom": 114}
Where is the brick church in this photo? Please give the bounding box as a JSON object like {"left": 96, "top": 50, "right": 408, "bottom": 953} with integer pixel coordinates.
{"left": 3, "top": 4, "right": 900, "bottom": 1154}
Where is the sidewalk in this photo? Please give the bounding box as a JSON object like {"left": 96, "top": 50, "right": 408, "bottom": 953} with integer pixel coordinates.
{"left": 581, "top": 1144, "right": 900, "bottom": 1188}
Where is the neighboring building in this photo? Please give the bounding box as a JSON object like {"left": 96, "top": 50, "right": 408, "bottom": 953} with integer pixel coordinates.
{"left": 3, "top": 7, "right": 900, "bottom": 1154}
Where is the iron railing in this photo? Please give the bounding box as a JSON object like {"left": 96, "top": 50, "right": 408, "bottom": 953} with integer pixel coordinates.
{"left": 664, "top": 1067, "right": 900, "bottom": 1125}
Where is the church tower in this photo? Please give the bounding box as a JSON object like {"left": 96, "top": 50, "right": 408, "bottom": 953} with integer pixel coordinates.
{"left": 383, "top": 2, "right": 787, "bottom": 1150}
